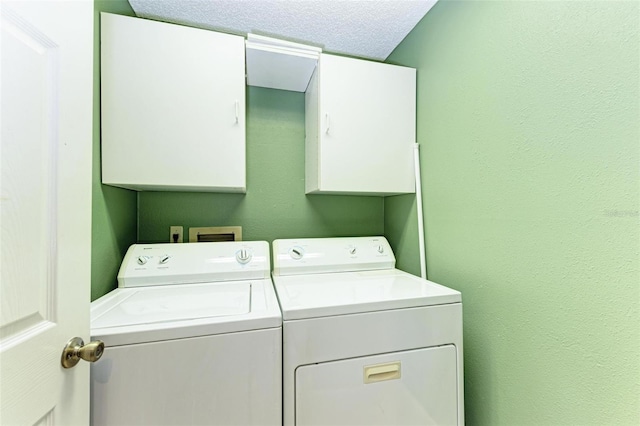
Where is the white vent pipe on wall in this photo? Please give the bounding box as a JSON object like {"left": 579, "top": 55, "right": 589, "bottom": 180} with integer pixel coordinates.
{"left": 414, "top": 143, "right": 427, "bottom": 279}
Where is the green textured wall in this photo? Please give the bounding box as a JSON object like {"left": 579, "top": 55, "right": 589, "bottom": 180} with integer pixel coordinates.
{"left": 385, "top": 1, "right": 640, "bottom": 424}
{"left": 138, "top": 87, "right": 384, "bottom": 244}
{"left": 91, "top": 0, "right": 137, "bottom": 301}
{"left": 384, "top": 194, "right": 421, "bottom": 276}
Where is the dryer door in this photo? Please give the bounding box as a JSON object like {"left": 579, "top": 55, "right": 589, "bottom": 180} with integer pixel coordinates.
{"left": 295, "top": 345, "right": 458, "bottom": 426}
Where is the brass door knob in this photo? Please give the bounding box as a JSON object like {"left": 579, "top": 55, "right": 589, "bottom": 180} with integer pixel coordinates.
{"left": 61, "top": 337, "right": 105, "bottom": 369}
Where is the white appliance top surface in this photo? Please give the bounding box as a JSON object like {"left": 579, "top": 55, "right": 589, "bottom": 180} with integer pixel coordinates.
{"left": 92, "top": 281, "right": 251, "bottom": 329}
{"left": 273, "top": 268, "right": 461, "bottom": 321}
{"left": 92, "top": 279, "right": 281, "bottom": 346}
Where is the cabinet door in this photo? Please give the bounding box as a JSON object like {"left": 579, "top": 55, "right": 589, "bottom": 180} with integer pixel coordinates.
{"left": 312, "top": 54, "right": 416, "bottom": 195}
{"left": 101, "top": 13, "right": 246, "bottom": 192}
{"left": 295, "top": 345, "right": 458, "bottom": 425}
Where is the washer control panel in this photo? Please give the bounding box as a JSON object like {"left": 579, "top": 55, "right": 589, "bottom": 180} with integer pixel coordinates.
{"left": 118, "top": 241, "right": 270, "bottom": 288}
{"left": 272, "top": 236, "right": 395, "bottom": 276}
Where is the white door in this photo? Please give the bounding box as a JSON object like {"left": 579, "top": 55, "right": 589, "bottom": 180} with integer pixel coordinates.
{"left": 0, "top": 0, "right": 93, "bottom": 424}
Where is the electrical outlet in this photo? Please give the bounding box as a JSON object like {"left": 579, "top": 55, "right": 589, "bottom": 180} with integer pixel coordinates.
{"left": 170, "top": 226, "right": 183, "bottom": 243}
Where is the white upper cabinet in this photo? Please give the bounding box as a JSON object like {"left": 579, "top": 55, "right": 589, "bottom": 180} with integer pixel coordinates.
{"left": 306, "top": 54, "right": 416, "bottom": 196}
{"left": 101, "top": 13, "right": 246, "bottom": 192}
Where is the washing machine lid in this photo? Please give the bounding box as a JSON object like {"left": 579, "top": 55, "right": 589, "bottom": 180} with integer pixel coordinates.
{"left": 91, "top": 279, "right": 281, "bottom": 346}
{"left": 92, "top": 282, "right": 251, "bottom": 329}
{"left": 272, "top": 269, "right": 461, "bottom": 320}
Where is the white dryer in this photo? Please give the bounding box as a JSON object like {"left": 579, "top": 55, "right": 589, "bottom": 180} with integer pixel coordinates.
{"left": 90, "top": 241, "right": 281, "bottom": 426}
{"left": 272, "top": 236, "right": 464, "bottom": 426}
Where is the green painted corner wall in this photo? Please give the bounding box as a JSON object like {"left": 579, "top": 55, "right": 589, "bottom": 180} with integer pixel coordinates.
{"left": 386, "top": 1, "right": 640, "bottom": 424}
{"left": 91, "top": 0, "right": 137, "bottom": 301}
{"left": 384, "top": 193, "right": 421, "bottom": 276}
{"left": 137, "top": 87, "right": 384, "bottom": 244}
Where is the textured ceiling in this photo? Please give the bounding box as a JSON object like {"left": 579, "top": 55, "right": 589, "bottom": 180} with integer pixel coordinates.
{"left": 127, "top": 0, "right": 437, "bottom": 61}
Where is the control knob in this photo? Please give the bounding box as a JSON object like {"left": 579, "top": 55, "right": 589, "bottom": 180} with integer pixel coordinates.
{"left": 136, "top": 256, "right": 148, "bottom": 265}
{"left": 236, "top": 249, "right": 252, "bottom": 265}
{"left": 289, "top": 247, "right": 304, "bottom": 260}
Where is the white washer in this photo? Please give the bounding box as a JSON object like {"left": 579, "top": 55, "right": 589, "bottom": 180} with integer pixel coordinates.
{"left": 90, "top": 241, "right": 282, "bottom": 426}
{"left": 272, "top": 236, "right": 464, "bottom": 426}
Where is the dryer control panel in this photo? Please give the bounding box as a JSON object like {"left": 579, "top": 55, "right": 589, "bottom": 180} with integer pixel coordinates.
{"left": 272, "top": 236, "right": 395, "bottom": 276}
{"left": 118, "top": 241, "right": 270, "bottom": 287}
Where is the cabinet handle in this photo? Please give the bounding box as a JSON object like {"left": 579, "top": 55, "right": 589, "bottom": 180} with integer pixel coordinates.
{"left": 325, "top": 113, "right": 330, "bottom": 134}
{"left": 235, "top": 100, "right": 239, "bottom": 124}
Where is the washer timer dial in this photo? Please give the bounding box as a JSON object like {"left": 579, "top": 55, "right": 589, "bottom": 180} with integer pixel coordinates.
{"left": 236, "top": 249, "right": 252, "bottom": 265}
